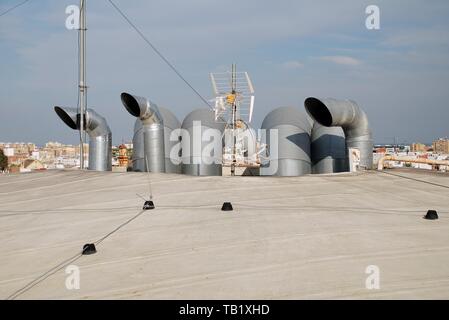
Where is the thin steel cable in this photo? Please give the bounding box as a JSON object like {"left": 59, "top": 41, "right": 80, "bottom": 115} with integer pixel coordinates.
{"left": 378, "top": 170, "right": 449, "bottom": 190}
{"left": 6, "top": 252, "right": 83, "bottom": 300}
{"left": 106, "top": 0, "right": 221, "bottom": 116}
{"left": 94, "top": 209, "right": 147, "bottom": 246}
{"left": 0, "top": 0, "right": 31, "bottom": 18}
{"left": 6, "top": 207, "right": 150, "bottom": 300}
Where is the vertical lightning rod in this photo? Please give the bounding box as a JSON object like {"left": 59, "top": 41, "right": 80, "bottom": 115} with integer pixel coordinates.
{"left": 79, "top": 0, "right": 87, "bottom": 169}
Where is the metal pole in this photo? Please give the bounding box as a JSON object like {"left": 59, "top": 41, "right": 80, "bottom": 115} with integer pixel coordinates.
{"left": 231, "top": 64, "right": 236, "bottom": 176}
{"left": 79, "top": 0, "right": 87, "bottom": 169}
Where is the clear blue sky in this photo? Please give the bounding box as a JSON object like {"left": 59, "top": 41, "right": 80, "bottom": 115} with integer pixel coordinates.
{"left": 1, "top": 0, "right": 448, "bottom": 145}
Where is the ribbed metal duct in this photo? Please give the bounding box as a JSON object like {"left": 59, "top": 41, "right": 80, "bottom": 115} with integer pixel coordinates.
{"left": 305, "top": 98, "right": 373, "bottom": 169}
{"left": 311, "top": 122, "right": 348, "bottom": 174}
{"left": 181, "top": 109, "right": 225, "bottom": 176}
{"left": 121, "top": 92, "right": 165, "bottom": 173}
{"left": 260, "top": 107, "right": 312, "bottom": 176}
{"left": 54, "top": 106, "right": 112, "bottom": 171}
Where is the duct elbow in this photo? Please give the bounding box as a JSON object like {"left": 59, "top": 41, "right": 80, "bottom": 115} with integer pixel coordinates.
{"left": 86, "top": 109, "right": 111, "bottom": 138}
{"left": 305, "top": 97, "right": 373, "bottom": 169}
{"left": 86, "top": 109, "right": 112, "bottom": 171}
{"left": 54, "top": 106, "right": 111, "bottom": 137}
{"left": 120, "top": 92, "right": 162, "bottom": 125}
{"left": 54, "top": 106, "right": 112, "bottom": 171}
{"left": 304, "top": 98, "right": 370, "bottom": 136}
{"left": 120, "top": 92, "right": 168, "bottom": 173}
{"left": 54, "top": 106, "right": 79, "bottom": 130}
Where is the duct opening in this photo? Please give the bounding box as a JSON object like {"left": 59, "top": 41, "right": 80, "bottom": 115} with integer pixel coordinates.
{"left": 54, "top": 106, "right": 77, "bottom": 130}
{"left": 121, "top": 93, "right": 141, "bottom": 117}
{"left": 304, "top": 98, "right": 333, "bottom": 127}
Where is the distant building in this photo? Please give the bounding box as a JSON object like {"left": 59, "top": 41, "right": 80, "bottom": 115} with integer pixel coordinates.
{"left": 117, "top": 144, "right": 129, "bottom": 168}
{"left": 3, "top": 147, "right": 14, "bottom": 157}
{"left": 374, "top": 144, "right": 409, "bottom": 154}
{"left": 0, "top": 143, "right": 35, "bottom": 155}
{"left": 411, "top": 143, "right": 427, "bottom": 153}
{"left": 7, "top": 155, "right": 28, "bottom": 166}
{"left": 432, "top": 138, "right": 449, "bottom": 154}
{"left": 23, "top": 159, "right": 45, "bottom": 171}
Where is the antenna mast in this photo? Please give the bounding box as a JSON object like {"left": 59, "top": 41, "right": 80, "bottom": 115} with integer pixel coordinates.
{"left": 231, "top": 64, "right": 237, "bottom": 176}
{"left": 79, "top": 0, "right": 87, "bottom": 169}
{"left": 210, "top": 65, "right": 260, "bottom": 176}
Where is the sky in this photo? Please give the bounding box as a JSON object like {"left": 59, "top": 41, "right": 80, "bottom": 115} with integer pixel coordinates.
{"left": 0, "top": 0, "right": 448, "bottom": 146}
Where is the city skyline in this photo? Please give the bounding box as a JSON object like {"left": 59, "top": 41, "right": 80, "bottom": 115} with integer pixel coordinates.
{"left": 2, "top": 138, "right": 448, "bottom": 148}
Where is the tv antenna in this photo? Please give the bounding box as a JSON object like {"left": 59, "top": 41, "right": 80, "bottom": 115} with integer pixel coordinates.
{"left": 210, "top": 64, "right": 259, "bottom": 176}
{"left": 210, "top": 64, "right": 255, "bottom": 124}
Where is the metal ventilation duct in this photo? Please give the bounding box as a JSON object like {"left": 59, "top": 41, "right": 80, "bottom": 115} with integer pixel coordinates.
{"left": 304, "top": 98, "right": 373, "bottom": 169}
{"left": 311, "top": 122, "right": 348, "bottom": 174}
{"left": 130, "top": 107, "right": 182, "bottom": 173}
{"left": 121, "top": 92, "right": 165, "bottom": 173}
{"left": 54, "top": 106, "right": 112, "bottom": 171}
{"left": 131, "top": 119, "right": 145, "bottom": 172}
{"left": 181, "top": 109, "right": 225, "bottom": 176}
{"left": 260, "top": 107, "right": 312, "bottom": 176}
{"left": 158, "top": 107, "right": 182, "bottom": 174}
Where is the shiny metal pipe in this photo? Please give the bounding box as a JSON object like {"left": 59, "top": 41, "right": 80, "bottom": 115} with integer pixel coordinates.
{"left": 305, "top": 98, "right": 373, "bottom": 169}
{"left": 121, "top": 92, "right": 165, "bottom": 173}
{"left": 260, "top": 107, "right": 312, "bottom": 176}
{"left": 54, "top": 106, "right": 112, "bottom": 171}
{"left": 310, "top": 122, "right": 348, "bottom": 174}
{"left": 181, "top": 109, "right": 225, "bottom": 176}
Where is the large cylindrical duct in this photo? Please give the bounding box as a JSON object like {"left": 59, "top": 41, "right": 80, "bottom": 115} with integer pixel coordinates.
{"left": 311, "top": 122, "right": 348, "bottom": 174}
{"left": 158, "top": 107, "right": 182, "bottom": 174}
{"left": 131, "top": 119, "right": 145, "bottom": 172}
{"left": 304, "top": 98, "right": 373, "bottom": 169}
{"left": 54, "top": 106, "right": 112, "bottom": 171}
{"left": 121, "top": 92, "right": 165, "bottom": 173}
{"left": 132, "top": 107, "right": 182, "bottom": 173}
{"left": 260, "top": 107, "right": 312, "bottom": 176}
{"left": 181, "top": 109, "right": 225, "bottom": 176}
{"left": 85, "top": 109, "right": 112, "bottom": 171}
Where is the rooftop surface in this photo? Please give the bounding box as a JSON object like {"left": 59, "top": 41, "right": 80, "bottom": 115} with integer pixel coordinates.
{"left": 1, "top": 169, "right": 448, "bottom": 299}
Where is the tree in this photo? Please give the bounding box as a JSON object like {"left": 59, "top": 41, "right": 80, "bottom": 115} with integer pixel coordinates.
{"left": 0, "top": 149, "right": 8, "bottom": 171}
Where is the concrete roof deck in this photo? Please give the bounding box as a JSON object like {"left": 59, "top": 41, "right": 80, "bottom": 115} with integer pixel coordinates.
{"left": 0, "top": 169, "right": 448, "bottom": 299}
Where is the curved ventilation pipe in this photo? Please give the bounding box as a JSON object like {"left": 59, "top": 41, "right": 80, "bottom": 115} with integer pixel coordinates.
{"left": 181, "top": 109, "right": 225, "bottom": 176}
{"left": 54, "top": 107, "right": 112, "bottom": 171}
{"left": 305, "top": 98, "right": 373, "bottom": 169}
{"left": 121, "top": 92, "right": 166, "bottom": 173}
{"left": 260, "top": 107, "right": 312, "bottom": 176}
{"left": 311, "top": 123, "right": 348, "bottom": 174}
{"left": 130, "top": 107, "right": 182, "bottom": 173}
